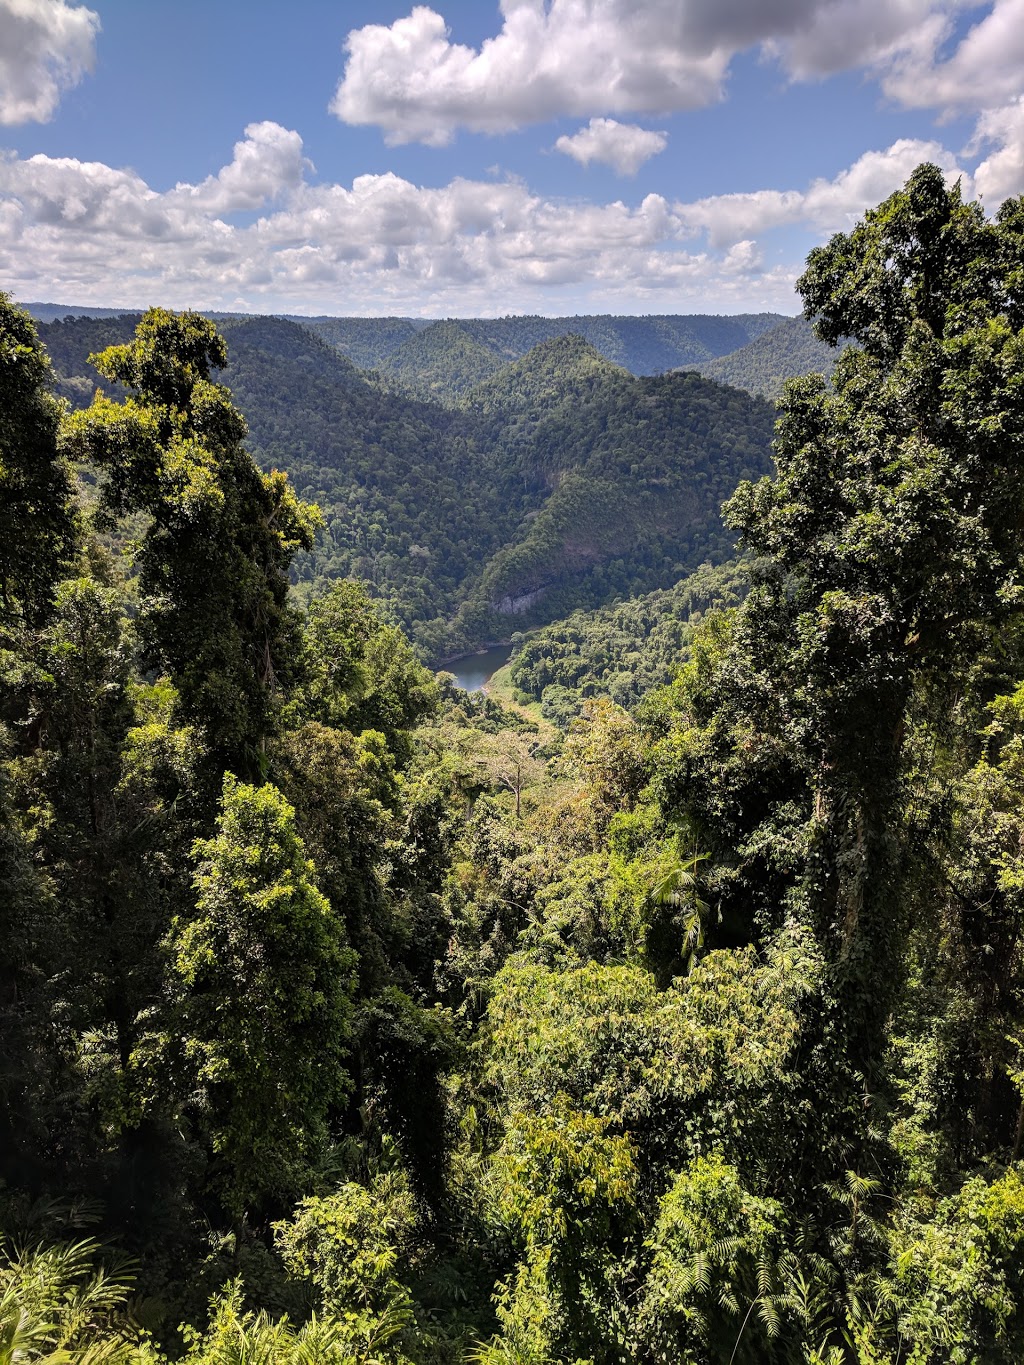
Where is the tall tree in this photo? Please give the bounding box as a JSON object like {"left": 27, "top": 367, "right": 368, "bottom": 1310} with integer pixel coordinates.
{"left": 661, "top": 165, "right": 1024, "bottom": 1109}
{"left": 0, "top": 295, "right": 80, "bottom": 1192}
{"left": 172, "top": 776, "right": 356, "bottom": 1220}
{"left": 0, "top": 291, "right": 78, "bottom": 624}
{"left": 63, "top": 309, "right": 320, "bottom": 778}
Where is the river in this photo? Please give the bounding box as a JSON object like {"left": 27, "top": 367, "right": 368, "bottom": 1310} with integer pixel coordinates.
{"left": 444, "top": 643, "right": 514, "bottom": 693}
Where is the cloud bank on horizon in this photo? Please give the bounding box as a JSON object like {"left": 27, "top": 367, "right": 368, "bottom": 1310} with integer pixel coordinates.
{"left": 0, "top": 123, "right": 967, "bottom": 314}
{"left": 0, "top": 0, "right": 1022, "bottom": 315}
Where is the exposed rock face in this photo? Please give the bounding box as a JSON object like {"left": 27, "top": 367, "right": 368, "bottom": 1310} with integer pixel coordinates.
{"left": 493, "top": 585, "right": 550, "bottom": 615}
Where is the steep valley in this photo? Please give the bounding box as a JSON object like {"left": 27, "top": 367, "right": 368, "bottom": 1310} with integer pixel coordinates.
{"left": 39, "top": 310, "right": 779, "bottom": 659}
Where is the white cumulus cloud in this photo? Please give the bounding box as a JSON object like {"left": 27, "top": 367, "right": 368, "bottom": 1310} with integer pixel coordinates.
{"left": 971, "top": 96, "right": 1024, "bottom": 202}
{"left": 555, "top": 119, "right": 667, "bottom": 175}
{"left": 330, "top": 0, "right": 986, "bottom": 146}
{"left": 722, "top": 240, "right": 763, "bottom": 274}
{"left": 880, "top": 0, "right": 1024, "bottom": 113}
{"left": 330, "top": 1, "right": 732, "bottom": 145}
{"left": 175, "top": 122, "right": 311, "bottom": 214}
{"left": 677, "top": 139, "right": 969, "bottom": 246}
{"left": 0, "top": 0, "right": 99, "bottom": 125}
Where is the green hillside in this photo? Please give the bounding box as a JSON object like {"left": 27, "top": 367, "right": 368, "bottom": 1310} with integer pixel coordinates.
{"left": 31, "top": 305, "right": 789, "bottom": 388}
{"left": 694, "top": 313, "right": 838, "bottom": 398}
{"left": 454, "top": 354, "right": 772, "bottom": 641}
{"left": 297, "top": 314, "right": 426, "bottom": 368}
{"left": 466, "top": 332, "right": 629, "bottom": 425}
{"left": 506, "top": 558, "right": 750, "bottom": 724}
{"left": 298, "top": 311, "right": 786, "bottom": 381}
{"left": 36, "top": 314, "right": 776, "bottom": 659}
{"left": 377, "top": 318, "right": 508, "bottom": 402}
{"left": 299, "top": 310, "right": 788, "bottom": 401}
{"left": 32, "top": 311, "right": 141, "bottom": 405}
{"left": 456, "top": 311, "right": 784, "bottom": 373}
{"left": 211, "top": 317, "right": 521, "bottom": 640}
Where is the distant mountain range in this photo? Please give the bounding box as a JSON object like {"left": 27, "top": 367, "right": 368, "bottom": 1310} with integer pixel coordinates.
{"left": 28, "top": 303, "right": 788, "bottom": 371}
{"left": 25, "top": 302, "right": 256, "bottom": 324}
{"left": 36, "top": 310, "right": 778, "bottom": 658}
{"left": 26, "top": 303, "right": 841, "bottom": 403}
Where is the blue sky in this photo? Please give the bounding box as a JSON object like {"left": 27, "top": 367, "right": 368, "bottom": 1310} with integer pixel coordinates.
{"left": 0, "top": 0, "right": 1021, "bottom": 316}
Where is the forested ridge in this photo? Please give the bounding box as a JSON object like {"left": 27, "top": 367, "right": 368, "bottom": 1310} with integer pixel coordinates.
{"left": 32, "top": 308, "right": 787, "bottom": 381}
{"left": 37, "top": 313, "right": 777, "bottom": 660}
{"left": 31, "top": 306, "right": 838, "bottom": 411}
{"left": 692, "top": 315, "right": 839, "bottom": 399}
{"left": 504, "top": 558, "right": 751, "bottom": 726}
{"left": 5, "top": 165, "right": 1024, "bottom": 1365}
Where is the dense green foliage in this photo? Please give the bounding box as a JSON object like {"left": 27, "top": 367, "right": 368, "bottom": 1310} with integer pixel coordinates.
{"left": 305, "top": 311, "right": 786, "bottom": 381}
{"left": 62, "top": 309, "right": 321, "bottom": 776}
{"left": 507, "top": 559, "right": 749, "bottom": 725}
{"left": 693, "top": 315, "right": 839, "bottom": 399}
{"left": 0, "top": 295, "right": 79, "bottom": 621}
{"left": 0, "top": 297, "right": 456, "bottom": 1357}
{"left": 40, "top": 315, "right": 776, "bottom": 660}
{"left": 6, "top": 167, "right": 1024, "bottom": 1363}
{"left": 376, "top": 321, "right": 509, "bottom": 404}
{"left": 295, "top": 315, "right": 428, "bottom": 369}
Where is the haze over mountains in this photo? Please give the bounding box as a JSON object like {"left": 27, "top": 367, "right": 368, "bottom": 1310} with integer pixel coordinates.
{"left": 29, "top": 303, "right": 796, "bottom": 373}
